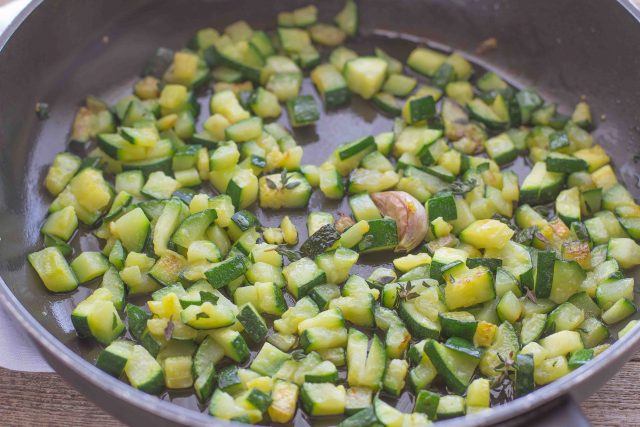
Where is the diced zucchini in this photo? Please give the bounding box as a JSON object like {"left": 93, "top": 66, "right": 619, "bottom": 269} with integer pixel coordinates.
{"left": 311, "top": 63, "right": 350, "bottom": 107}
{"left": 124, "top": 345, "right": 164, "bottom": 394}
{"left": 468, "top": 98, "right": 508, "bottom": 131}
{"left": 436, "top": 395, "right": 466, "bottom": 419}
{"left": 330, "top": 293, "right": 375, "bottom": 327}
{"left": 383, "top": 74, "right": 417, "bottom": 97}
{"left": 496, "top": 291, "right": 522, "bottom": 324}
{"left": 349, "top": 193, "right": 382, "bottom": 222}
{"left": 204, "top": 255, "right": 247, "bottom": 289}
{"left": 224, "top": 116, "right": 262, "bottom": 142}
{"left": 286, "top": 95, "right": 319, "bottom": 127}
{"left": 546, "top": 152, "right": 588, "bottom": 173}
{"left": 608, "top": 238, "right": 640, "bottom": 268}
{"left": 171, "top": 210, "right": 217, "bottom": 254}
{"left": 259, "top": 171, "right": 312, "bottom": 209}
{"left": 484, "top": 133, "right": 517, "bottom": 165}
{"left": 305, "top": 360, "right": 339, "bottom": 383}
{"left": 520, "top": 162, "right": 565, "bottom": 205}
{"left": 407, "top": 47, "right": 446, "bottom": 77}
{"left": 269, "top": 380, "right": 299, "bottom": 423}
{"left": 534, "top": 355, "right": 570, "bottom": 386}
{"left": 96, "top": 339, "right": 134, "bottom": 377}
{"left": 278, "top": 5, "right": 317, "bottom": 27}
{"left": 344, "top": 57, "right": 387, "bottom": 99}
{"left": 331, "top": 135, "right": 376, "bottom": 175}
{"left": 50, "top": 168, "right": 112, "bottom": 225}
{"left": 283, "top": 257, "right": 327, "bottom": 299}
{"left": 357, "top": 217, "right": 399, "bottom": 253}
{"left": 549, "top": 259, "right": 585, "bottom": 304}
{"left": 574, "top": 145, "right": 610, "bottom": 172}
{"left": 460, "top": 219, "right": 514, "bottom": 249}
{"left": 402, "top": 95, "right": 436, "bottom": 125}
{"left": 540, "top": 330, "right": 584, "bottom": 358}
{"left": 236, "top": 303, "right": 268, "bottom": 343}
{"left": 514, "top": 353, "right": 535, "bottom": 397}
{"left": 519, "top": 313, "right": 546, "bottom": 346}
{"left": 348, "top": 169, "right": 399, "bottom": 193}
{"left": 28, "top": 247, "right": 78, "bottom": 293}
{"left": 209, "top": 328, "right": 250, "bottom": 363}
{"left": 309, "top": 23, "right": 346, "bottom": 47}
{"left": 319, "top": 163, "right": 345, "bottom": 199}
{"left": 45, "top": 152, "right": 82, "bottom": 196}
{"left": 301, "top": 383, "right": 346, "bottom": 416}
{"left": 479, "top": 322, "right": 519, "bottom": 377}
{"left": 316, "top": 247, "right": 359, "bottom": 284}
{"left": 382, "top": 359, "right": 408, "bottom": 396}
{"left": 180, "top": 300, "right": 236, "bottom": 329}
{"left": 398, "top": 299, "right": 441, "bottom": 340}
{"left": 250, "top": 342, "right": 292, "bottom": 376}
{"left": 446, "top": 81, "right": 474, "bottom": 105}
{"left": 444, "top": 266, "right": 495, "bottom": 310}
{"left": 602, "top": 298, "right": 636, "bottom": 325}
{"left": 425, "top": 339, "right": 479, "bottom": 394}
{"left": 372, "top": 92, "right": 401, "bottom": 117}
{"left": 208, "top": 389, "right": 259, "bottom": 423}
{"left": 343, "top": 387, "right": 373, "bottom": 416}
{"left": 71, "top": 288, "right": 124, "bottom": 345}
{"left": 70, "top": 251, "right": 109, "bottom": 284}
{"left": 334, "top": 0, "right": 358, "bottom": 36}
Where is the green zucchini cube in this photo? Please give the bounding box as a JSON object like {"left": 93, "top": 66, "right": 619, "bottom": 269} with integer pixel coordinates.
{"left": 286, "top": 95, "right": 319, "bottom": 127}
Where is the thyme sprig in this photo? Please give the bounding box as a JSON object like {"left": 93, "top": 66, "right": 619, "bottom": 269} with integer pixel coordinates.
{"left": 492, "top": 351, "right": 516, "bottom": 387}
{"left": 266, "top": 168, "right": 301, "bottom": 190}
{"left": 397, "top": 281, "right": 420, "bottom": 305}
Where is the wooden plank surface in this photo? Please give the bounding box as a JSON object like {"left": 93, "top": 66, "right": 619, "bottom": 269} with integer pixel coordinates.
{"left": 1, "top": 358, "right": 640, "bottom": 426}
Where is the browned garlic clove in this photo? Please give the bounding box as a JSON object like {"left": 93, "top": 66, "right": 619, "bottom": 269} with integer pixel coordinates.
{"left": 370, "top": 191, "right": 428, "bottom": 252}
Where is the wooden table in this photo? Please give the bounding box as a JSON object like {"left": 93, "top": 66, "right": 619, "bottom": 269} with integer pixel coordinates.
{"left": 2, "top": 356, "right": 640, "bottom": 427}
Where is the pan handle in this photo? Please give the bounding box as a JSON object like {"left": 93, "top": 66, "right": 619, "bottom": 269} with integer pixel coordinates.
{"left": 515, "top": 396, "right": 591, "bottom": 427}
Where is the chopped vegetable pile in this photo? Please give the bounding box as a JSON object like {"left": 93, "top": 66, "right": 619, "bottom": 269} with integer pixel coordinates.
{"left": 28, "top": 0, "right": 640, "bottom": 425}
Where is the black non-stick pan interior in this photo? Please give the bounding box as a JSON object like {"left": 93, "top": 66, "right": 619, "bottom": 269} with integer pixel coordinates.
{"left": 1, "top": 0, "right": 640, "bottom": 425}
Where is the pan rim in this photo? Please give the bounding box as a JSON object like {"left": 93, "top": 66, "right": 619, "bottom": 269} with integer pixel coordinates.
{"left": 1, "top": 0, "right": 640, "bottom": 425}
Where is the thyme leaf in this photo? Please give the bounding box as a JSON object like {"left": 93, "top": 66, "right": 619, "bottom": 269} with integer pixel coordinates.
{"left": 274, "top": 246, "right": 302, "bottom": 262}
{"left": 266, "top": 178, "right": 278, "bottom": 190}
{"left": 164, "top": 319, "right": 174, "bottom": 341}
{"left": 447, "top": 177, "right": 478, "bottom": 196}
{"left": 492, "top": 351, "right": 516, "bottom": 387}
{"left": 397, "top": 281, "right": 421, "bottom": 304}
{"left": 285, "top": 181, "right": 301, "bottom": 189}
{"left": 491, "top": 213, "right": 515, "bottom": 229}
{"left": 291, "top": 350, "right": 306, "bottom": 361}
{"left": 270, "top": 224, "right": 341, "bottom": 262}
{"left": 513, "top": 226, "right": 538, "bottom": 245}
{"left": 525, "top": 287, "right": 538, "bottom": 304}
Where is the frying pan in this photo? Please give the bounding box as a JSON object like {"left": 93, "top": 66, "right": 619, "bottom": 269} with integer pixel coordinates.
{"left": 1, "top": 0, "right": 640, "bottom": 425}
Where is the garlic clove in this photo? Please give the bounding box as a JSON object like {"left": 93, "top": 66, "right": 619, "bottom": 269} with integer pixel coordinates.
{"left": 370, "top": 191, "right": 428, "bottom": 252}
